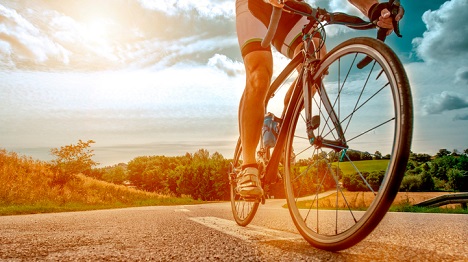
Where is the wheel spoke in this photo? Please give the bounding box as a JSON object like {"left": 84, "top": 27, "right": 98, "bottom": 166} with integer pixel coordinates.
{"left": 346, "top": 117, "right": 395, "bottom": 143}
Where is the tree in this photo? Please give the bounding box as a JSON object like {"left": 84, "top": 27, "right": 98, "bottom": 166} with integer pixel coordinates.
{"left": 451, "top": 149, "right": 460, "bottom": 157}
{"left": 345, "top": 150, "right": 361, "bottom": 161}
{"left": 436, "top": 149, "right": 451, "bottom": 158}
{"left": 373, "top": 151, "right": 382, "bottom": 160}
{"left": 360, "top": 151, "right": 372, "bottom": 161}
{"left": 447, "top": 169, "right": 468, "bottom": 192}
{"left": 102, "top": 165, "right": 128, "bottom": 185}
{"left": 419, "top": 171, "right": 435, "bottom": 191}
{"left": 50, "top": 139, "right": 98, "bottom": 186}
{"left": 410, "top": 152, "right": 432, "bottom": 163}
{"left": 176, "top": 149, "right": 230, "bottom": 200}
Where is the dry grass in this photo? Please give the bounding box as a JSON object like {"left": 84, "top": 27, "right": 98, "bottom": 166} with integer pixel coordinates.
{"left": 0, "top": 149, "right": 199, "bottom": 215}
{"left": 392, "top": 192, "right": 452, "bottom": 206}
{"left": 302, "top": 191, "right": 459, "bottom": 210}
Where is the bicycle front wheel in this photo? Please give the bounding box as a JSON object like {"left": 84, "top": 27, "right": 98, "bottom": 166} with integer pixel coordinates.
{"left": 284, "top": 37, "right": 413, "bottom": 251}
{"left": 229, "top": 138, "right": 259, "bottom": 226}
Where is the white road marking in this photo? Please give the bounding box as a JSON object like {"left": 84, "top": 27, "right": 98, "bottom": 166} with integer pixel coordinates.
{"left": 174, "top": 206, "right": 191, "bottom": 212}
{"left": 189, "top": 216, "right": 303, "bottom": 242}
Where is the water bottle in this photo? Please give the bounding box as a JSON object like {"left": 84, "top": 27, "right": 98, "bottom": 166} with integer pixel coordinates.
{"left": 262, "top": 112, "right": 279, "bottom": 148}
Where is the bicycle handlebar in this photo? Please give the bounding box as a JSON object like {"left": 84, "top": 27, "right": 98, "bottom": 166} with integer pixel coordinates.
{"left": 261, "top": 6, "right": 283, "bottom": 48}
{"left": 261, "top": 0, "right": 403, "bottom": 48}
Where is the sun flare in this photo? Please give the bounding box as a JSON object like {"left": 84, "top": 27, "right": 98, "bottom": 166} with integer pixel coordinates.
{"left": 82, "top": 18, "right": 112, "bottom": 43}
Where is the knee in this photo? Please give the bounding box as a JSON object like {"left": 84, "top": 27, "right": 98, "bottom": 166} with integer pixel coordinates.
{"left": 245, "top": 67, "right": 271, "bottom": 99}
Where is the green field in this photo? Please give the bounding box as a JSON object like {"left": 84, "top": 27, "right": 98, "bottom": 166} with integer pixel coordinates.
{"left": 331, "top": 159, "right": 389, "bottom": 175}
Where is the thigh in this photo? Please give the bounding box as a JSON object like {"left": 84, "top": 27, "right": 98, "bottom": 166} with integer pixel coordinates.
{"left": 236, "top": 0, "right": 270, "bottom": 58}
{"left": 236, "top": 0, "right": 310, "bottom": 59}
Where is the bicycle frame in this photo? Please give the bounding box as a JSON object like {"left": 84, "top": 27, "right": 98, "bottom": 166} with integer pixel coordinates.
{"left": 263, "top": 15, "right": 352, "bottom": 184}
{"left": 259, "top": 0, "right": 397, "bottom": 185}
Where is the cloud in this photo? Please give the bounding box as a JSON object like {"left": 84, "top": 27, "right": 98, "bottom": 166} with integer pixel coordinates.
{"left": 454, "top": 113, "right": 468, "bottom": 121}
{"left": 423, "top": 91, "right": 468, "bottom": 115}
{"left": 0, "top": 4, "right": 69, "bottom": 68}
{"left": 137, "top": 0, "right": 233, "bottom": 19}
{"left": 328, "top": 0, "right": 363, "bottom": 17}
{"left": 412, "top": 0, "right": 468, "bottom": 65}
{"left": 0, "top": 1, "right": 239, "bottom": 71}
{"left": 455, "top": 67, "right": 468, "bottom": 85}
{"left": 207, "top": 54, "right": 244, "bottom": 77}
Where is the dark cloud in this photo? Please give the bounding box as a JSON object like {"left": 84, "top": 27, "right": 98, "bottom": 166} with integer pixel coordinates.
{"left": 454, "top": 113, "right": 468, "bottom": 121}
{"left": 455, "top": 67, "right": 468, "bottom": 85}
{"left": 423, "top": 92, "right": 468, "bottom": 114}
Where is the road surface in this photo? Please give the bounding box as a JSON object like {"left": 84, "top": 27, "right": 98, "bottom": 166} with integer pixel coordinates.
{"left": 0, "top": 200, "right": 466, "bottom": 261}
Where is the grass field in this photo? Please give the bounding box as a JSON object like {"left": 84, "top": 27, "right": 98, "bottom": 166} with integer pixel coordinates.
{"left": 332, "top": 159, "right": 389, "bottom": 174}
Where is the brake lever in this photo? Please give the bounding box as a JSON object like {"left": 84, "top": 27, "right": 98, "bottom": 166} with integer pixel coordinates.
{"left": 358, "top": 0, "right": 402, "bottom": 68}
{"left": 390, "top": 0, "right": 402, "bottom": 37}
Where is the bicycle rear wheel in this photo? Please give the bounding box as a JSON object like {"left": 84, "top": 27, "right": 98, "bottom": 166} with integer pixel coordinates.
{"left": 229, "top": 138, "right": 259, "bottom": 226}
{"left": 284, "top": 37, "right": 413, "bottom": 251}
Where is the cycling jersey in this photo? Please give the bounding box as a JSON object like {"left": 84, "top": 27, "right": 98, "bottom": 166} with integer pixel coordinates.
{"left": 236, "top": 0, "right": 310, "bottom": 58}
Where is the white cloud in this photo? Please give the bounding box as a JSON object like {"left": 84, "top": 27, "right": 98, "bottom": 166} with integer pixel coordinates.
{"left": 207, "top": 54, "right": 244, "bottom": 77}
{"left": 407, "top": 0, "right": 468, "bottom": 122}
{"left": 412, "top": 0, "right": 468, "bottom": 65}
{"left": 137, "top": 0, "right": 233, "bottom": 19}
{"left": 0, "top": 4, "right": 69, "bottom": 67}
{"left": 0, "top": 1, "right": 238, "bottom": 70}
{"left": 329, "top": 0, "right": 363, "bottom": 17}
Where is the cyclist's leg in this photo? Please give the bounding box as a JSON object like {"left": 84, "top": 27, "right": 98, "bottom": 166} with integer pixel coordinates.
{"left": 237, "top": 51, "right": 271, "bottom": 197}
{"left": 236, "top": 0, "right": 272, "bottom": 197}
{"left": 239, "top": 51, "right": 273, "bottom": 167}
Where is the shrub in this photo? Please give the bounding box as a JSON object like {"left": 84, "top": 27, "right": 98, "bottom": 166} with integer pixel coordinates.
{"left": 447, "top": 169, "right": 468, "bottom": 191}
{"left": 400, "top": 175, "right": 422, "bottom": 192}
{"left": 342, "top": 171, "right": 384, "bottom": 192}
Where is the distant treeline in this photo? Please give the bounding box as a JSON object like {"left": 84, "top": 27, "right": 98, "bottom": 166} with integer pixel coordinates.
{"left": 90, "top": 148, "right": 467, "bottom": 200}
{"left": 89, "top": 149, "right": 231, "bottom": 201}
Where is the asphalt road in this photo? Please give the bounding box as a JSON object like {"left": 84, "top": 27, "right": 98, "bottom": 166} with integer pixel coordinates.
{"left": 0, "top": 200, "right": 466, "bottom": 261}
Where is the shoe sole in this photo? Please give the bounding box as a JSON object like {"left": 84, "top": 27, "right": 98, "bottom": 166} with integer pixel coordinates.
{"left": 238, "top": 187, "right": 263, "bottom": 198}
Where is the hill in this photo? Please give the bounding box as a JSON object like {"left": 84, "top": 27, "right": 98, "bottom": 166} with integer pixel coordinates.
{"left": 0, "top": 150, "right": 199, "bottom": 216}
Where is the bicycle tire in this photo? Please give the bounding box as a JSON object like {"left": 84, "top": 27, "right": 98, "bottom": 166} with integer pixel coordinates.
{"left": 283, "top": 37, "right": 413, "bottom": 251}
{"left": 229, "top": 138, "right": 260, "bottom": 226}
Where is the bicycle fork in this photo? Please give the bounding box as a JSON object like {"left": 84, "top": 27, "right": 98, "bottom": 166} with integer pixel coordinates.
{"left": 304, "top": 59, "right": 349, "bottom": 153}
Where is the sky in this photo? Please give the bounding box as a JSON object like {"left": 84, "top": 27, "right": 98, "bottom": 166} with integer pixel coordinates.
{"left": 0, "top": 0, "right": 467, "bottom": 166}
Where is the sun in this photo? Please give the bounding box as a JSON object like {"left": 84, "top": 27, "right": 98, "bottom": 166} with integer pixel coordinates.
{"left": 82, "top": 18, "right": 112, "bottom": 44}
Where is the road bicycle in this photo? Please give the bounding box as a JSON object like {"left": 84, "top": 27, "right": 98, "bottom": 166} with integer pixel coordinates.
{"left": 229, "top": 0, "right": 413, "bottom": 251}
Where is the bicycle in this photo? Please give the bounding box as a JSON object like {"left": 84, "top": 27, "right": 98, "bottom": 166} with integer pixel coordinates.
{"left": 229, "top": 0, "right": 413, "bottom": 251}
